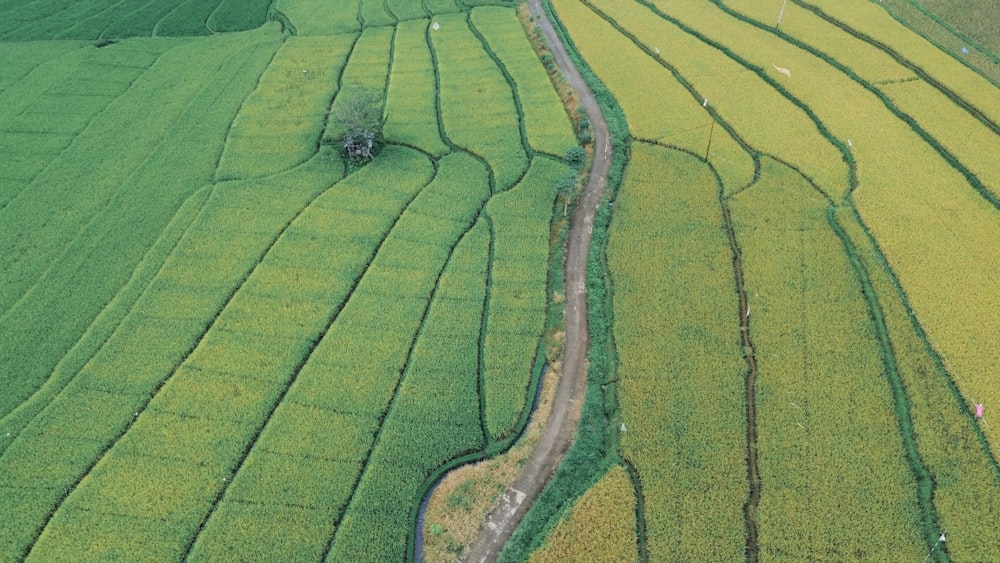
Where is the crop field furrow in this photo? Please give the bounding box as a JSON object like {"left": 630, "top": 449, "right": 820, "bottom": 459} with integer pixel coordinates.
{"left": 471, "top": 6, "right": 576, "bottom": 158}
{"left": 430, "top": 12, "right": 528, "bottom": 192}
{"left": 551, "top": 0, "right": 755, "bottom": 196}
{"left": 482, "top": 156, "right": 564, "bottom": 442}
{"left": 216, "top": 34, "right": 356, "bottom": 181}
{"left": 323, "top": 26, "right": 393, "bottom": 146}
{"left": 715, "top": 0, "right": 1000, "bottom": 475}
{"left": 384, "top": 19, "right": 449, "bottom": 156}
{"left": 19, "top": 146, "right": 433, "bottom": 560}
{"left": 732, "top": 159, "right": 924, "bottom": 559}
{"left": 187, "top": 151, "right": 487, "bottom": 561}
{"left": 608, "top": 143, "right": 747, "bottom": 561}
{"left": 0, "top": 32, "right": 280, "bottom": 420}
{"left": 325, "top": 218, "right": 490, "bottom": 562}
{"left": 274, "top": 0, "right": 361, "bottom": 36}
{"left": 386, "top": 0, "right": 426, "bottom": 22}
{"left": 0, "top": 185, "right": 212, "bottom": 457}
{"left": 799, "top": 0, "right": 1000, "bottom": 127}
{"left": 589, "top": 0, "right": 849, "bottom": 201}
{"left": 153, "top": 0, "right": 224, "bottom": 37}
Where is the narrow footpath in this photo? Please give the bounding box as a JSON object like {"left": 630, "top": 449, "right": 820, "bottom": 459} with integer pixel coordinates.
{"left": 460, "top": 0, "right": 612, "bottom": 560}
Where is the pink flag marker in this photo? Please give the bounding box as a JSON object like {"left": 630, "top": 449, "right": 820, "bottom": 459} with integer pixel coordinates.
{"left": 975, "top": 404, "right": 984, "bottom": 418}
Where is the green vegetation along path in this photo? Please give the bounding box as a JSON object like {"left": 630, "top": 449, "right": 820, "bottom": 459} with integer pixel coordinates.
{"left": 461, "top": 0, "right": 610, "bottom": 560}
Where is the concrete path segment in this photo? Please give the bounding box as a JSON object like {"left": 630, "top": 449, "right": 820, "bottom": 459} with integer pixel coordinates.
{"left": 460, "top": 0, "right": 612, "bottom": 560}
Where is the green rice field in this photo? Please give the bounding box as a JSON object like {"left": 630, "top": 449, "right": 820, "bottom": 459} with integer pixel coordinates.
{"left": 2, "top": 0, "right": 999, "bottom": 561}
{"left": 0, "top": 0, "right": 577, "bottom": 559}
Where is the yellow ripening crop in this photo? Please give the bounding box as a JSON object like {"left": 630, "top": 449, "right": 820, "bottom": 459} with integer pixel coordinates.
{"left": 732, "top": 158, "right": 924, "bottom": 560}
{"left": 609, "top": 144, "right": 747, "bottom": 561}
{"left": 529, "top": 466, "right": 638, "bottom": 563}
{"left": 807, "top": 0, "right": 1000, "bottom": 125}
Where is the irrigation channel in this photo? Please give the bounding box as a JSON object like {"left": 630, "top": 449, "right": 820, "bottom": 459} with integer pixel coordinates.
{"left": 415, "top": 0, "right": 612, "bottom": 560}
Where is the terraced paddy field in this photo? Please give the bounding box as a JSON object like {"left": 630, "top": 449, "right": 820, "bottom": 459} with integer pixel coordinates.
{"left": 0, "top": 0, "right": 579, "bottom": 560}
{"left": 508, "top": 0, "right": 1000, "bottom": 561}
{"left": 3, "top": 0, "right": 1000, "bottom": 561}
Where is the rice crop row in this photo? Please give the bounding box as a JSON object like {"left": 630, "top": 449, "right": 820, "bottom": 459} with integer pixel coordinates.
{"left": 730, "top": 0, "right": 1000, "bottom": 201}
{"left": 0, "top": 44, "right": 143, "bottom": 189}
{"left": 383, "top": 19, "right": 450, "bottom": 156}
{"left": 21, "top": 146, "right": 437, "bottom": 560}
{"left": 801, "top": 0, "right": 1000, "bottom": 126}
{"left": 591, "top": 0, "right": 849, "bottom": 200}
{"left": 731, "top": 159, "right": 924, "bottom": 559}
{"left": 470, "top": 6, "right": 576, "bottom": 157}
{"left": 215, "top": 34, "right": 354, "bottom": 180}
{"left": 386, "top": 0, "right": 427, "bottom": 22}
{"left": 833, "top": 207, "right": 1000, "bottom": 558}
{"left": 482, "top": 157, "right": 564, "bottom": 442}
{"left": 0, "top": 0, "right": 117, "bottom": 41}
{"left": 527, "top": 465, "right": 637, "bottom": 563}
{"left": 274, "top": 0, "right": 361, "bottom": 36}
{"left": 548, "top": 0, "right": 753, "bottom": 194}
{"left": 188, "top": 151, "right": 488, "bottom": 561}
{"left": 0, "top": 137, "right": 369, "bottom": 557}
{"left": 717, "top": 0, "right": 1000, "bottom": 481}
{"left": 205, "top": 0, "right": 271, "bottom": 33}
{"left": 0, "top": 0, "right": 267, "bottom": 40}
{"left": 0, "top": 36, "right": 276, "bottom": 425}
{"left": 0, "top": 32, "right": 278, "bottom": 419}
{"left": 0, "top": 41, "right": 83, "bottom": 96}
{"left": 361, "top": 0, "right": 396, "bottom": 28}
{"left": 876, "top": 0, "right": 1000, "bottom": 85}
{"left": 154, "top": 0, "right": 226, "bottom": 37}
{"left": 608, "top": 144, "right": 747, "bottom": 560}
{"left": 325, "top": 219, "right": 490, "bottom": 562}
{"left": 425, "top": 0, "right": 461, "bottom": 16}
{"left": 430, "top": 12, "right": 527, "bottom": 191}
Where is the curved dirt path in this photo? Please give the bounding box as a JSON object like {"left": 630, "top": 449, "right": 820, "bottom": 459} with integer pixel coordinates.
{"left": 460, "top": 0, "right": 611, "bottom": 560}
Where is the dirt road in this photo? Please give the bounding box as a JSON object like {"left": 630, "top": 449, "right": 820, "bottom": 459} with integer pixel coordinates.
{"left": 459, "top": 1, "right": 611, "bottom": 560}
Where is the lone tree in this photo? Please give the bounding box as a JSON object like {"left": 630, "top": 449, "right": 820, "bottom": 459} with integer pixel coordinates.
{"left": 329, "top": 87, "right": 386, "bottom": 160}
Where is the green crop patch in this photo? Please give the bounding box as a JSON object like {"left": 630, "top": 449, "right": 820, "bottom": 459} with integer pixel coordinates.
{"left": 0, "top": 0, "right": 267, "bottom": 40}
{"left": 384, "top": 19, "right": 450, "bottom": 155}
{"left": 216, "top": 35, "right": 355, "bottom": 180}
{"left": 275, "top": 0, "right": 361, "bottom": 35}
{"left": 471, "top": 7, "right": 576, "bottom": 156}
{"left": 387, "top": 0, "right": 427, "bottom": 22}
{"left": 431, "top": 13, "right": 528, "bottom": 191}
{"left": 481, "top": 157, "right": 563, "bottom": 441}
{"left": 186, "top": 500, "right": 331, "bottom": 561}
